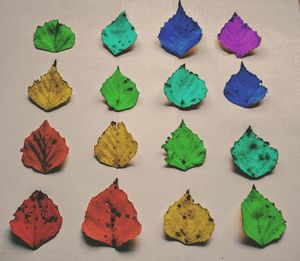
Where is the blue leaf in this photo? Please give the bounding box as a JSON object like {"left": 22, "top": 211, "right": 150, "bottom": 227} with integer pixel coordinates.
{"left": 224, "top": 62, "right": 267, "bottom": 108}
{"left": 158, "top": 0, "right": 202, "bottom": 57}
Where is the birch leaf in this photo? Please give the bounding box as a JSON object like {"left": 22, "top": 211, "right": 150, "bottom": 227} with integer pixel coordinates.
{"left": 100, "top": 66, "right": 139, "bottom": 111}
{"left": 28, "top": 60, "right": 73, "bottom": 111}
{"left": 9, "top": 190, "right": 63, "bottom": 249}
{"left": 94, "top": 122, "right": 138, "bottom": 168}
{"left": 34, "top": 19, "right": 75, "bottom": 53}
{"left": 162, "top": 120, "right": 206, "bottom": 171}
{"left": 82, "top": 179, "right": 142, "bottom": 248}
{"left": 164, "top": 190, "right": 215, "bottom": 244}
{"left": 241, "top": 185, "right": 286, "bottom": 247}
{"left": 231, "top": 126, "right": 279, "bottom": 179}
{"left": 21, "top": 120, "right": 69, "bottom": 174}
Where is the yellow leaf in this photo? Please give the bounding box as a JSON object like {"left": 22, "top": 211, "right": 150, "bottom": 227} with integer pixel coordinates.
{"left": 94, "top": 122, "right": 138, "bottom": 168}
{"left": 28, "top": 60, "right": 72, "bottom": 111}
{"left": 164, "top": 190, "right": 215, "bottom": 244}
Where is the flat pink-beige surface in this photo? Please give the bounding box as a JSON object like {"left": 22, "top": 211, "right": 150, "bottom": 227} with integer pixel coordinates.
{"left": 0, "top": 0, "right": 299, "bottom": 260}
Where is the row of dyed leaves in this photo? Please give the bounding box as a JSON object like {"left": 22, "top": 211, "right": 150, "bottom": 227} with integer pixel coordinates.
{"left": 21, "top": 120, "right": 278, "bottom": 180}
{"left": 34, "top": 1, "right": 261, "bottom": 58}
{"left": 10, "top": 180, "right": 286, "bottom": 250}
{"left": 28, "top": 60, "right": 267, "bottom": 113}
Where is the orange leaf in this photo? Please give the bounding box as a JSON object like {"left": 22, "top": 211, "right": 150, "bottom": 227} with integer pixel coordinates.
{"left": 20, "top": 120, "right": 69, "bottom": 174}
{"left": 9, "top": 190, "right": 63, "bottom": 249}
{"left": 82, "top": 179, "right": 142, "bottom": 248}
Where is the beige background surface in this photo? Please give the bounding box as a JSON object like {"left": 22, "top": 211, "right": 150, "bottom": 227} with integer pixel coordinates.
{"left": 0, "top": 0, "right": 300, "bottom": 260}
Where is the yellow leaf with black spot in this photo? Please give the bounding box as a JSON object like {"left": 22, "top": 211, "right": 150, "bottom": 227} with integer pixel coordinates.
{"left": 164, "top": 190, "right": 215, "bottom": 244}
{"left": 28, "top": 60, "right": 72, "bottom": 111}
{"left": 94, "top": 122, "right": 138, "bottom": 168}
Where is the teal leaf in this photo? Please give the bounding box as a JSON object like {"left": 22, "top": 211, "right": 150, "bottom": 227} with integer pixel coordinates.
{"left": 231, "top": 126, "right": 279, "bottom": 179}
{"left": 101, "top": 11, "right": 137, "bottom": 56}
{"left": 34, "top": 20, "right": 75, "bottom": 53}
{"left": 241, "top": 185, "right": 286, "bottom": 247}
{"left": 164, "top": 64, "right": 207, "bottom": 108}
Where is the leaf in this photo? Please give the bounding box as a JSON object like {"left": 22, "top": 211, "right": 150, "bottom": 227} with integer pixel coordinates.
{"left": 94, "top": 122, "right": 138, "bottom": 168}
{"left": 158, "top": 0, "right": 202, "bottom": 57}
{"left": 100, "top": 66, "right": 139, "bottom": 111}
{"left": 231, "top": 126, "right": 279, "bottom": 179}
{"left": 164, "top": 190, "right": 215, "bottom": 244}
{"left": 82, "top": 179, "right": 142, "bottom": 248}
{"left": 9, "top": 190, "right": 63, "bottom": 249}
{"left": 241, "top": 185, "right": 286, "bottom": 247}
{"left": 224, "top": 62, "right": 267, "bottom": 108}
{"left": 34, "top": 19, "right": 75, "bottom": 53}
{"left": 28, "top": 60, "right": 73, "bottom": 111}
{"left": 218, "top": 12, "right": 261, "bottom": 58}
{"left": 101, "top": 11, "right": 137, "bottom": 56}
{"left": 162, "top": 120, "right": 206, "bottom": 171}
{"left": 164, "top": 64, "right": 207, "bottom": 108}
{"left": 21, "top": 120, "right": 69, "bottom": 174}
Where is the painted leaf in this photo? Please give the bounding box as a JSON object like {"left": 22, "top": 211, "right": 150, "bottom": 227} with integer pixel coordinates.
{"left": 241, "top": 185, "right": 286, "bottom": 247}
{"left": 224, "top": 62, "right": 267, "bottom": 108}
{"left": 34, "top": 19, "right": 75, "bottom": 53}
{"left": 218, "top": 12, "right": 261, "bottom": 58}
{"left": 164, "top": 190, "right": 214, "bottom": 244}
{"left": 21, "top": 120, "right": 69, "bottom": 174}
{"left": 101, "top": 11, "right": 137, "bottom": 56}
{"left": 158, "top": 0, "right": 202, "bottom": 57}
{"left": 10, "top": 190, "right": 63, "bottom": 249}
{"left": 231, "top": 126, "right": 278, "bottom": 179}
{"left": 100, "top": 66, "right": 139, "bottom": 111}
{"left": 162, "top": 120, "right": 206, "bottom": 171}
{"left": 28, "top": 60, "right": 73, "bottom": 111}
{"left": 94, "top": 122, "right": 138, "bottom": 168}
{"left": 82, "top": 179, "right": 142, "bottom": 248}
{"left": 164, "top": 64, "right": 207, "bottom": 108}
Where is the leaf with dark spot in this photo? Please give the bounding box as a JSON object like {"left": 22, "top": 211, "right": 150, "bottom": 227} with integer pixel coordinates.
{"left": 9, "top": 190, "right": 62, "bottom": 249}
{"left": 82, "top": 179, "right": 142, "bottom": 248}
{"left": 21, "top": 120, "right": 69, "bottom": 174}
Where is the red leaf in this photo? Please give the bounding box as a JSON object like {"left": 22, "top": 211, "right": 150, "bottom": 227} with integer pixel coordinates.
{"left": 21, "top": 120, "right": 69, "bottom": 174}
{"left": 82, "top": 179, "right": 142, "bottom": 248}
{"left": 9, "top": 190, "right": 63, "bottom": 249}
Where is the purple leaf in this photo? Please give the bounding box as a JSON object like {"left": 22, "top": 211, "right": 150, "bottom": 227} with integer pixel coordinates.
{"left": 218, "top": 13, "right": 261, "bottom": 58}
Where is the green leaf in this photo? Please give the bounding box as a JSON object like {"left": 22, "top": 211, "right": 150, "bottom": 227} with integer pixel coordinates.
{"left": 100, "top": 66, "right": 139, "bottom": 111}
{"left": 101, "top": 11, "right": 137, "bottom": 55}
{"left": 241, "top": 185, "right": 286, "bottom": 247}
{"left": 34, "top": 19, "right": 75, "bottom": 53}
{"left": 231, "top": 126, "right": 279, "bottom": 179}
{"left": 164, "top": 64, "right": 207, "bottom": 109}
{"left": 162, "top": 120, "right": 206, "bottom": 171}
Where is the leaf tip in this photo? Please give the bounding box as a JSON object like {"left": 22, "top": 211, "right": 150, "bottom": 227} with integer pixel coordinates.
{"left": 53, "top": 59, "right": 57, "bottom": 67}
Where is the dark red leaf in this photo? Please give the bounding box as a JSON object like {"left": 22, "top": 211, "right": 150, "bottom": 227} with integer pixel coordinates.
{"left": 9, "top": 190, "right": 63, "bottom": 249}
{"left": 21, "top": 120, "right": 69, "bottom": 174}
{"left": 82, "top": 179, "right": 142, "bottom": 248}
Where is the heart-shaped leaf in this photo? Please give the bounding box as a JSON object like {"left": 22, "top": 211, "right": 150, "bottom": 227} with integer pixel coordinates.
{"left": 164, "top": 64, "right": 207, "bottom": 108}
{"left": 101, "top": 11, "right": 137, "bottom": 56}
{"left": 21, "top": 120, "right": 69, "bottom": 174}
{"left": 162, "top": 120, "right": 206, "bottom": 171}
{"left": 94, "top": 122, "right": 138, "bottom": 168}
{"left": 231, "top": 126, "right": 279, "bottom": 179}
{"left": 224, "top": 62, "right": 267, "bottom": 108}
{"left": 10, "top": 190, "right": 63, "bottom": 249}
{"left": 28, "top": 60, "right": 73, "bottom": 111}
{"left": 158, "top": 0, "right": 202, "bottom": 57}
{"left": 82, "top": 179, "right": 142, "bottom": 248}
{"left": 164, "top": 190, "right": 215, "bottom": 244}
{"left": 100, "top": 66, "right": 139, "bottom": 111}
{"left": 241, "top": 185, "right": 286, "bottom": 247}
{"left": 34, "top": 19, "right": 75, "bottom": 53}
{"left": 218, "top": 13, "right": 261, "bottom": 58}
